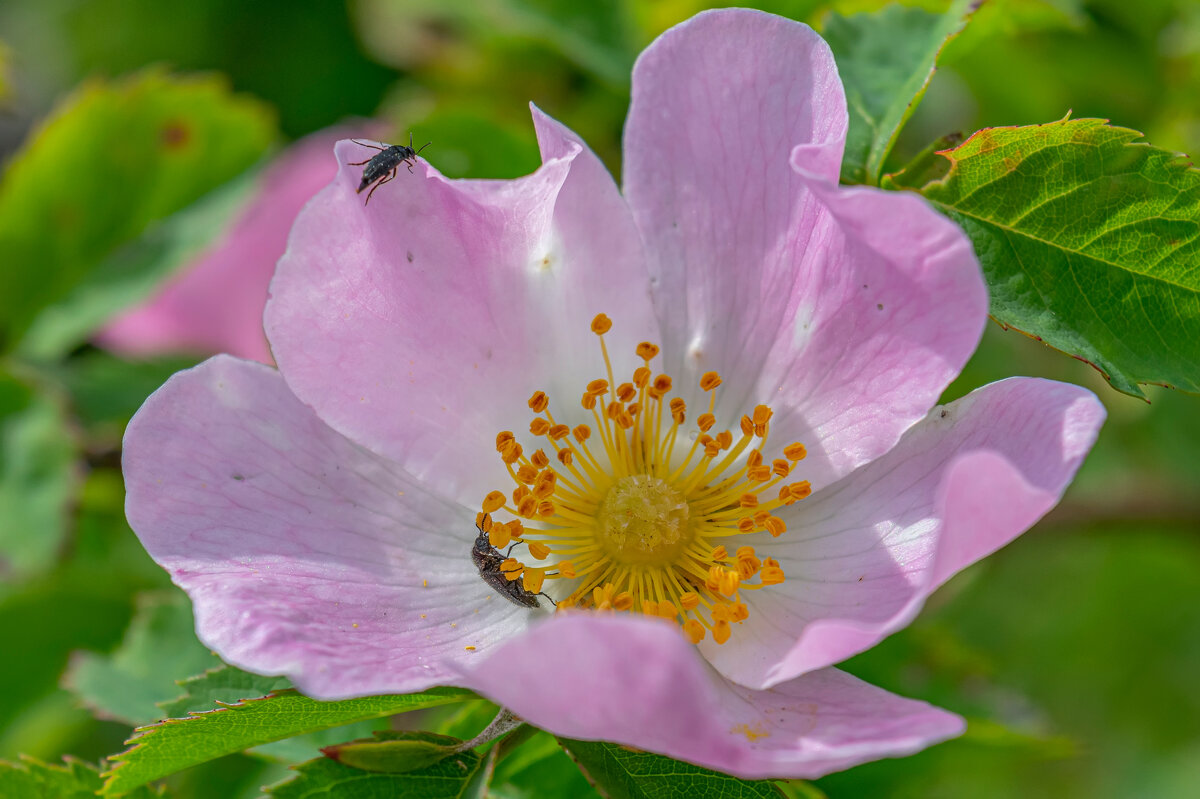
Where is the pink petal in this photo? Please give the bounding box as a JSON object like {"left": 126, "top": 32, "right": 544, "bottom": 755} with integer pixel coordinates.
{"left": 702, "top": 378, "right": 1105, "bottom": 689}
{"left": 265, "top": 115, "right": 656, "bottom": 506}
{"left": 623, "top": 8, "right": 985, "bottom": 489}
{"left": 122, "top": 355, "right": 544, "bottom": 699}
{"left": 459, "top": 614, "right": 963, "bottom": 779}
{"left": 98, "top": 127, "right": 355, "bottom": 364}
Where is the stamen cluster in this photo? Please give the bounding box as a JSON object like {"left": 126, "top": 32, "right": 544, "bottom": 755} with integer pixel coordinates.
{"left": 478, "top": 314, "right": 811, "bottom": 645}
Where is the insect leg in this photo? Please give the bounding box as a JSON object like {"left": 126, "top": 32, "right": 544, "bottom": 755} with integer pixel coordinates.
{"left": 350, "top": 139, "right": 386, "bottom": 151}
{"left": 364, "top": 169, "right": 396, "bottom": 205}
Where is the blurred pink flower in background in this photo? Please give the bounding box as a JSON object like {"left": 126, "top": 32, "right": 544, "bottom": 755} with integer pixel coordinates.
{"left": 97, "top": 127, "right": 358, "bottom": 364}
{"left": 122, "top": 9, "right": 1105, "bottom": 779}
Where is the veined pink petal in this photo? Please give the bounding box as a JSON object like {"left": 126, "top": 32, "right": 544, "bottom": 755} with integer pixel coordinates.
{"left": 122, "top": 355, "right": 541, "bottom": 699}
{"left": 702, "top": 377, "right": 1105, "bottom": 689}
{"left": 98, "top": 127, "right": 354, "bottom": 364}
{"left": 623, "top": 8, "right": 985, "bottom": 490}
{"left": 459, "top": 614, "right": 963, "bottom": 779}
{"left": 266, "top": 118, "right": 656, "bottom": 506}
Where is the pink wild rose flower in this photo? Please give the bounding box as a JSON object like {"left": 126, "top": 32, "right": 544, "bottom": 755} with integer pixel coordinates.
{"left": 123, "top": 9, "right": 1105, "bottom": 779}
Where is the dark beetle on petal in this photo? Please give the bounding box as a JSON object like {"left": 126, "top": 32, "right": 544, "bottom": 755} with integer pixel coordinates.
{"left": 472, "top": 515, "right": 552, "bottom": 609}
{"left": 348, "top": 134, "right": 430, "bottom": 204}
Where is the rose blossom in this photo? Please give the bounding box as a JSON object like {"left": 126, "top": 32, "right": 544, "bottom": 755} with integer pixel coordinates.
{"left": 122, "top": 9, "right": 1105, "bottom": 778}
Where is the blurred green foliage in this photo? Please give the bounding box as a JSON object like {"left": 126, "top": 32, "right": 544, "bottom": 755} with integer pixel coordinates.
{"left": 0, "top": 0, "right": 1198, "bottom": 797}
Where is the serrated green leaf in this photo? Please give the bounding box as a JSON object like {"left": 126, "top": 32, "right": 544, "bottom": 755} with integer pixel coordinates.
{"left": 0, "top": 70, "right": 275, "bottom": 351}
{"left": 102, "top": 687, "right": 473, "bottom": 794}
{"left": 65, "top": 590, "right": 219, "bottom": 726}
{"left": 156, "top": 664, "right": 292, "bottom": 720}
{"left": 0, "top": 755, "right": 162, "bottom": 799}
{"left": 886, "top": 118, "right": 1200, "bottom": 397}
{"left": 322, "top": 730, "right": 466, "bottom": 773}
{"left": 265, "top": 749, "right": 486, "bottom": 799}
{"left": 0, "top": 371, "right": 78, "bottom": 578}
{"left": 825, "top": 0, "right": 974, "bottom": 185}
{"left": 558, "top": 738, "right": 785, "bottom": 799}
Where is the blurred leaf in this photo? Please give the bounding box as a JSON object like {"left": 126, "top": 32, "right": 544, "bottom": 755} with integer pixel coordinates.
{"left": 0, "top": 41, "right": 11, "bottom": 104}
{"left": 321, "top": 730, "right": 465, "bottom": 773}
{"left": 886, "top": 118, "right": 1200, "bottom": 397}
{"left": 825, "top": 0, "right": 974, "bottom": 184}
{"left": 65, "top": 590, "right": 219, "bottom": 726}
{"left": 19, "top": 168, "right": 259, "bottom": 361}
{"left": 496, "top": 0, "right": 637, "bottom": 86}
{"left": 0, "top": 755, "right": 163, "bottom": 799}
{"left": 265, "top": 749, "right": 487, "bottom": 799}
{"left": 0, "top": 70, "right": 275, "bottom": 351}
{"left": 102, "top": 688, "right": 474, "bottom": 794}
{"left": 558, "top": 738, "right": 786, "bottom": 798}
{"left": 490, "top": 730, "right": 600, "bottom": 799}
{"left": 402, "top": 109, "right": 541, "bottom": 179}
{"left": 0, "top": 370, "right": 78, "bottom": 578}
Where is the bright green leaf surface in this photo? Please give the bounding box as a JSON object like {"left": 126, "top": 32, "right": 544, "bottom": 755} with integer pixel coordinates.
{"left": 825, "top": 0, "right": 974, "bottom": 185}
{"left": 265, "top": 750, "right": 486, "bottom": 799}
{"left": 156, "top": 665, "right": 292, "bottom": 720}
{"left": 102, "top": 688, "right": 473, "bottom": 794}
{"left": 323, "top": 730, "right": 466, "bottom": 774}
{"left": 0, "top": 70, "right": 275, "bottom": 351}
{"left": 558, "top": 738, "right": 785, "bottom": 799}
{"left": 490, "top": 730, "right": 600, "bottom": 799}
{"left": 0, "top": 755, "right": 162, "bottom": 799}
{"left": 0, "top": 371, "right": 78, "bottom": 578}
{"left": 66, "top": 591, "right": 220, "bottom": 726}
{"left": 887, "top": 118, "right": 1200, "bottom": 396}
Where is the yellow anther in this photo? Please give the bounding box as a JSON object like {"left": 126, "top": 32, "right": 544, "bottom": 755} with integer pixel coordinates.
{"left": 530, "top": 418, "right": 551, "bottom": 436}
{"left": 698, "top": 434, "right": 713, "bottom": 447}
{"left": 515, "top": 464, "right": 537, "bottom": 484}
{"left": 523, "top": 567, "right": 546, "bottom": 593}
{"left": 772, "top": 459, "right": 791, "bottom": 477}
{"left": 762, "top": 556, "right": 779, "bottom": 569}
{"left": 536, "top": 500, "right": 556, "bottom": 518}
{"left": 533, "top": 481, "right": 555, "bottom": 500}
{"left": 512, "top": 485, "right": 530, "bottom": 506}
{"left": 764, "top": 516, "right": 786, "bottom": 537}
{"left": 737, "top": 517, "right": 756, "bottom": 532}
{"left": 706, "top": 565, "right": 723, "bottom": 592}
{"left": 475, "top": 511, "right": 492, "bottom": 530}
{"left": 586, "top": 379, "right": 609, "bottom": 395}
{"left": 591, "top": 313, "right": 612, "bottom": 334}
{"left": 788, "top": 481, "right": 812, "bottom": 501}
{"left": 715, "top": 431, "right": 733, "bottom": 450}
{"left": 489, "top": 522, "right": 512, "bottom": 548}
{"left": 613, "top": 592, "right": 634, "bottom": 611}
{"left": 557, "top": 447, "right": 573, "bottom": 465}
{"left": 700, "top": 371, "right": 723, "bottom": 391}
{"left": 658, "top": 602, "right": 678, "bottom": 620}
{"left": 651, "top": 375, "right": 673, "bottom": 396}
{"left": 501, "top": 441, "right": 523, "bottom": 465}
{"left": 633, "top": 366, "right": 651, "bottom": 387}
{"left": 704, "top": 441, "right": 721, "bottom": 458}
{"left": 641, "top": 599, "right": 660, "bottom": 616}
{"left": 739, "top": 493, "right": 759, "bottom": 508}
{"left": 752, "top": 405, "right": 773, "bottom": 426}
{"left": 557, "top": 561, "right": 577, "bottom": 579}
{"left": 712, "top": 620, "right": 732, "bottom": 644}
{"left": 617, "top": 411, "right": 635, "bottom": 429}
{"left": 783, "top": 442, "right": 808, "bottom": 461}
{"left": 593, "top": 584, "right": 614, "bottom": 606}
{"left": 636, "top": 342, "right": 660, "bottom": 360}
{"left": 710, "top": 545, "right": 728, "bottom": 561}
{"left": 617, "top": 383, "right": 636, "bottom": 402}
{"left": 760, "top": 565, "right": 785, "bottom": 585}
{"left": 735, "top": 545, "right": 756, "bottom": 559}
{"left": 711, "top": 603, "right": 732, "bottom": 622}
{"left": 748, "top": 465, "right": 772, "bottom": 482}
{"left": 697, "top": 413, "right": 716, "bottom": 432}
{"left": 495, "top": 431, "right": 515, "bottom": 451}
{"left": 680, "top": 592, "right": 700, "bottom": 610}
{"left": 531, "top": 449, "right": 550, "bottom": 468}
{"left": 747, "top": 450, "right": 763, "bottom": 468}
{"left": 719, "top": 569, "right": 740, "bottom": 597}
{"left": 573, "top": 424, "right": 591, "bottom": 442}
{"left": 528, "top": 391, "right": 549, "bottom": 413}
{"left": 482, "top": 492, "right": 506, "bottom": 513}
{"left": 507, "top": 519, "right": 524, "bottom": 539}
{"left": 736, "top": 555, "right": 761, "bottom": 580}
{"left": 549, "top": 424, "right": 570, "bottom": 440}
{"left": 740, "top": 415, "right": 754, "bottom": 436}
{"left": 581, "top": 393, "right": 597, "bottom": 410}
{"left": 683, "top": 619, "right": 706, "bottom": 644}
{"left": 500, "top": 558, "right": 523, "bottom": 581}
{"left": 731, "top": 602, "right": 749, "bottom": 622}
{"left": 517, "top": 496, "right": 538, "bottom": 517}
{"left": 606, "top": 401, "right": 622, "bottom": 420}
{"left": 669, "top": 398, "right": 686, "bottom": 424}
{"left": 752, "top": 509, "right": 770, "bottom": 525}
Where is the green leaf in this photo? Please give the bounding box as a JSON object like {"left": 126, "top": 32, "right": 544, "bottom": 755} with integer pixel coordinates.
{"left": 0, "top": 755, "right": 162, "bottom": 799}
{"left": 825, "top": 0, "right": 975, "bottom": 185}
{"left": 265, "top": 749, "right": 487, "bottom": 799}
{"left": 17, "top": 167, "right": 259, "bottom": 360}
{"left": 0, "top": 371, "right": 78, "bottom": 578}
{"left": 885, "top": 118, "right": 1200, "bottom": 397}
{"left": 322, "top": 731, "right": 466, "bottom": 773}
{"left": 156, "top": 664, "right": 292, "bottom": 720}
{"left": 65, "top": 590, "right": 220, "bottom": 726}
{"left": 102, "top": 687, "right": 473, "bottom": 794}
{"left": 490, "top": 730, "right": 600, "bottom": 799}
{"left": 558, "top": 738, "right": 786, "bottom": 799}
{"left": 0, "top": 70, "right": 275, "bottom": 351}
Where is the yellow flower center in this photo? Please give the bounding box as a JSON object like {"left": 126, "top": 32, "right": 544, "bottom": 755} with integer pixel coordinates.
{"left": 477, "top": 313, "right": 810, "bottom": 646}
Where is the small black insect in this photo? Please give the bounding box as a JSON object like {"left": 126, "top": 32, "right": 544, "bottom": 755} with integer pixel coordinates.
{"left": 348, "top": 134, "right": 431, "bottom": 204}
{"left": 472, "top": 515, "right": 553, "bottom": 609}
